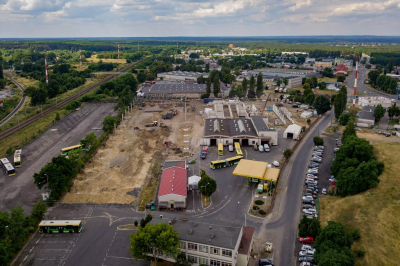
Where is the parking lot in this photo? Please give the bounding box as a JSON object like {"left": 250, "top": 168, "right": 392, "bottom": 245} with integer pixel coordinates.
{"left": 181, "top": 128, "right": 295, "bottom": 223}
{"left": 0, "top": 103, "right": 117, "bottom": 213}
{"left": 295, "top": 131, "right": 337, "bottom": 265}
{"left": 14, "top": 206, "right": 151, "bottom": 266}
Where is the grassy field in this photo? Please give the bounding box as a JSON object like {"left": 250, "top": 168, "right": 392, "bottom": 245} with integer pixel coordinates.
{"left": 0, "top": 78, "right": 97, "bottom": 132}
{"left": 319, "top": 77, "right": 338, "bottom": 83}
{"left": 319, "top": 142, "right": 400, "bottom": 266}
{"left": 12, "top": 75, "right": 40, "bottom": 88}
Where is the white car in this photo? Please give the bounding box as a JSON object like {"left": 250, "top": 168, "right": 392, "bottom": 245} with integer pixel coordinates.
{"left": 322, "top": 188, "right": 327, "bottom": 194}
{"left": 300, "top": 262, "right": 314, "bottom": 266}
{"left": 307, "top": 169, "right": 318, "bottom": 174}
{"left": 302, "top": 196, "right": 313, "bottom": 201}
{"left": 229, "top": 145, "right": 234, "bottom": 152}
{"left": 299, "top": 249, "right": 315, "bottom": 256}
{"left": 306, "top": 214, "right": 318, "bottom": 219}
{"left": 301, "top": 245, "right": 314, "bottom": 251}
{"left": 272, "top": 160, "right": 280, "bottom": 167}
{"left": 306, "top": 208, "right": 317, "bottom": 213}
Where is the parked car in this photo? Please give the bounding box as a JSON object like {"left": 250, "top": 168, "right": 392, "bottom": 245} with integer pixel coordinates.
{"left": 299, "top": 249, "right": 315, "bottom": 256}
{"left": 317, "top": 146, "right": 324, "bottom": 149}
{"left": 303, "top": 199, "right": 315, "bottom": 205}
{"left": 308, "top": 163, "right": 319, "bottom": 168}
{"left": 259, "top": 259, "right": 274, "bottom": 266}
{"left": 303, "top": 204, "right": 314, "bottom": 209}
{"left": 302, "top": 196, "right": 314, "bottom": 201}
{"left": 311, "top": 157, "right": 322, "bottom": 163}
{"left": 312, "top": 152, "right": 323, "bottom": 157}
{"left": 303, "top": 209, "right": 314, "bottom": 215}
{"left": 322, "top": 188, "right": 327, "bottom": 194}
{"left": 272, "top": 160, "right": 279, "bottom": 167}
{"left": 307, "top": 169, "right": 318, "bottom": 174}
{"left": 292, "top": 104, "right": 299, "bottom": 108}
{"left": 334, "top": 147, "right": 339, "bottom": 152}
{"left": 300, "top": 237, "right": 315, "bottom": 244}
{"left": 300, "top": 262, "right": 315, "bottom": 266}
{"left": 304, "top": 193, "right": 316, "bottom": 199}
{"left": 301, "top": 245, "right": 314, "bottom": 251}
{"left": 229, "top": 145, "right": 234, "bottom": 152}
{"left": 306, "top": 189, "right": 317, "bottom": 195}
{"left": 258, "top": 145, "right": 264, "bottom": 152}
{"left": 264, "top": 144, "right": 270, "bottom": 152}
{"left": 306, "top": 214, "right": 318, "bottom": 219}
{"left": 306, "top": 174, "right": 318, "bottom": 179}
{"left": 306, "top": 208, "right": 317, "bottom": 213}
{"left": 314, "top": 147, "right": 323, "bottom": 151}
{"left": 299, "top": 256, "right": 314, "bottom": 262}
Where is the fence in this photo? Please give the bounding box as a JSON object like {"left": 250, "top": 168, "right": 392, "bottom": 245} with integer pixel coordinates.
{"left": 280, "top": 107, "right": 294, "bottom": 124}
{"left": 273, "top": 104, "right": 286, "bottom": 125}
{"left": 265, "top": 115, "right": 321, "bottom": 215}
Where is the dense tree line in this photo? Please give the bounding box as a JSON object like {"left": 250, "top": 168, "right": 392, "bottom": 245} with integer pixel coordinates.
{"left": 309, "top": 50, "right": 341, "bottom": 58}
{"left": 367, "top": 70, "right": 398, "bottom": 93}
{"left": 331, "top": 124, "right": 384, "bottom": 196}
{"left": 0, "top": 201, "right": 47, "bottom": 265}
{"left": 87, "top": 61, "right": 116, "bottom": 72}
{"left": 370, "top": 53, "right": 400, "bottom": 68}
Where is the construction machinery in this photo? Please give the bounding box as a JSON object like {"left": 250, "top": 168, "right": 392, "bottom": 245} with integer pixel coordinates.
{"left": 159, "top": 122, "right": 167, "bottom": 128}
{"left": 145, "top": 121, "right": 158, "bottom": 127}
{"left": 170, "top": 109, "right": 178, "bottom": 115}
{"left": 149, "top": 101, "right": 155, "bottom": 107}
{"left": 141, "top": 102, "right": 146, "bottom": 107}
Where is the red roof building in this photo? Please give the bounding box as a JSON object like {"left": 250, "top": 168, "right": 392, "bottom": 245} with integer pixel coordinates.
{"left": 334, "top": 64, "right": 349, "bottom": 76}
{"left": 158, "top": 167, "right": 187, "bottom": 209}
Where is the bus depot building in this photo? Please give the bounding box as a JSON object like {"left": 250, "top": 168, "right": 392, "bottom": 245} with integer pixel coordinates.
{"left": 202, "top": 116, "right": 278, "bottom": 147}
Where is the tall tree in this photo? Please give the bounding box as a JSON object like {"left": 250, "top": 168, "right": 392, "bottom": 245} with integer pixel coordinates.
{"left": 256, "top": 73, "right": 263, "bottom": 98}
{"left": 334, "top": 92, "right": 344, "bottom": 120}
{"left": 206, "top": 77, "right": 211, "bottom": 97}
{"left": 0, "top": 63, "right": 4, "bottom": 79}
{"left": 373, "top": 104, "right": 385, "bottom": 122}
{"left": 130, "top": 222, "right": 179, "bottom": 266}
{"left": 248, "top": 75, "right": 256, "bottom": 98}
{"left": 205, "top": 63, "right": 210, "bottom": 73}
{"left": 213, "top": 75, "right": 220, "bottom": 97}
{"left": 387, "top": 57, "right": 394, "bottom": 72}
{"left": 313, "top": 95, "right": 331, "bottom": 114}
{"left": 198, "top": 173, "right": 217, "bottom": 197}
{"left": 242, "top": 77, "right": 248, "bottom": 97}
{"left": 342, "top": 119, "right": 356, "bottom": 143}
{"left": 310, "top": 76, "right": 318, "bottom": 88}
{"left": 340, "top": 85, "right": 347, "bottom": 111}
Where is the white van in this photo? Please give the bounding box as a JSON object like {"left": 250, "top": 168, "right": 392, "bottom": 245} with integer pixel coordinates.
{"left": 228, "top": 145, "right": 234, "bottom": 152}
{"left": 258, "top": 145, "right": 264, "bottom": 152}
{"left": 264, "top": 144, "right": 270, "bottom": 152}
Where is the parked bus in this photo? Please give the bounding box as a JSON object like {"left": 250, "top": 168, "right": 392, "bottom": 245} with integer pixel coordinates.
{"left": 218, "top": 143, "right": 223, "bottom": 156}
{"left": 14, "top": 149, "right": 22, "bottom": 168}
{"left": 39, "top": 220, "right": 83, "bottom": 234}
{"left": 234, "top": 143, "right": 243, "bottom": 157}
{"left": 210, "top": 155, "right": 243, "bottom": 169}
{"left": 61, "top": 145, "right": 82, "bottom": 156}
{"left": 0, "top": 158, "right": 15, "bottom": 176}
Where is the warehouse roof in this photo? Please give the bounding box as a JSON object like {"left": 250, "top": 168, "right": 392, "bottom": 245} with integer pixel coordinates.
{"left": 158, "top": 167, "right": 187, "bottom": 197}
{"left": 149, "top": 217, "right": 244, "bottom": 249}
{"left": 251, "top": 116, "right": 269, "bottom": 132}
{"left": 233, "top": 159, "right": 268, "bottom": 179}
{"left": 157, "top": 71, "right": 205, "bottom": 78}
{"left": 148, "top": 83, "right": 207, "bottom": 94}
{"left": 204, "top": 118, "right": 258, "bottom": 137}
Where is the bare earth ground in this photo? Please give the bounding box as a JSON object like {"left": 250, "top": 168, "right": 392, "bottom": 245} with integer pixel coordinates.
{"left": 62, "top": 100, "right": 205, "bottom": 205}
{"left": 319, "top": 142, "right": 400, "bottom": 266}
{"left": 357, "top": 132, "right": 400, "bottom": 143}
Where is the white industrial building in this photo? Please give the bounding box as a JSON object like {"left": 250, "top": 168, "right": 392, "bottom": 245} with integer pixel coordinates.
{"left": 283, "top": 124, "right": 302, "bottom": 139}
{"left": 358, "top": 96, "right": 392, "bottom": 108}
{"left": 357, "top": 106, "right": 376, "bottom": 127}
{"left": 157, "top": 71, "right": 209, "bottom": 82}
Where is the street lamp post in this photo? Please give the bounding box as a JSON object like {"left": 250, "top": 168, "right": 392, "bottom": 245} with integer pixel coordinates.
{"left": 236, "top": 201, "right": 240, "bottom": 223}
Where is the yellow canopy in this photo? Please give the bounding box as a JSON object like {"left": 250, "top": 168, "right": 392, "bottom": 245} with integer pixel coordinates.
{"left": 232, "top": 159, "right": 268, "bottom": 179}
{"left": 263, "top": 168, "right": 280, "bottom": 182}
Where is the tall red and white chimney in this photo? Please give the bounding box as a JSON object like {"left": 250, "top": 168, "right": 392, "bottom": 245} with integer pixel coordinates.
{"left": 353, "top": 53, "right": 359, "bottom": 108}
{"left": 45, "top": 53, "right": 48, "bottom": 85}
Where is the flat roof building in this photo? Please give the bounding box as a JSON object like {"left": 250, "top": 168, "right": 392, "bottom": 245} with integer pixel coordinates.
{"left": 157, "top": 71, "right": 209, "bottom": 82}
{"left": 148, "top": 217, "right": 255, "bottom": 266}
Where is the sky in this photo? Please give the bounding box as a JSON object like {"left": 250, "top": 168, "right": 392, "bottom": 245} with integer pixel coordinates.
{"left": 1, "top": 0, "right": 400, "bottom": 38}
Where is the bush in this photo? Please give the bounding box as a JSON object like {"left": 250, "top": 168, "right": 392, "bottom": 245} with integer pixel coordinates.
{"left": 255, "top": 200, "right": 264, "bottom": 205}
{"left": 313, "top": 136, "right": 324, "bottom": 146}
{"left": 258, "top": 210, "right": 266, "bottom": 215}
{"left": 354, "top": 248, "right": 366, "bottom": 258}
{"left": 55, "top": 112, "right": 60, "bottom": 121}
{"left": 283, "top": 148, "right": 293, "bottom": 160}
{"left": 348, "top": 227, "right": 361, "bottom": 241}
{"left": 6, "top": 145, "right": 14, "bottom": 156}
{"left": 65, "top": 100, "right": 81, "bottom": 110}
{"left": 134, "top": 220, "right": 138, "bottom": 226}
{"left": 253, "top": 205, "right": 260, "bottom": 210}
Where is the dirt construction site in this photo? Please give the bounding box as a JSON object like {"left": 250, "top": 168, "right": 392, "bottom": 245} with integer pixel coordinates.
{"left": 62, "top": 100, "right": 205, "bottom": 205}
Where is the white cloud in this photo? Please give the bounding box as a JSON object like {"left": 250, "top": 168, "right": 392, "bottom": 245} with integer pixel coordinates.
{"left": 287, "top": 0, "right": 312, "bottom": 12}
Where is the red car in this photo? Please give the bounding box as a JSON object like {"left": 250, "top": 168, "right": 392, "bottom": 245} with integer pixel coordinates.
{"left": 300, "top": 237, "right": 314, "bottom": 244}
{"left": 330, "top": 180, "right": 336, "bottom": 186}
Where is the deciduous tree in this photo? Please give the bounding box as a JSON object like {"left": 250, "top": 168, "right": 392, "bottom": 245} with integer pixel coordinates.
{"left": 130, "top": 222, "right": 179, "bottom": 266}
{"left": 313, "top": 95, "right": 331, "bottom": 114}
{"left": 373, "top": 104, "right": 385, "bottom": 121}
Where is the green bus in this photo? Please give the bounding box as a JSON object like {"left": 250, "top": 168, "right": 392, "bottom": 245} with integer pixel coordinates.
{"left": 61, "top": 145, "right": 82, "bottom": 156}
{"left": 210, "top": 155, "right": 243, "bottom": 169}
{"left": 39, "top": 220, "right": 83, "bottom": 234}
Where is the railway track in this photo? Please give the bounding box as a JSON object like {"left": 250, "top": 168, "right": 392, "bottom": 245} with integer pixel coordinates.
{"left": 0, "top": 58, "right": 145, "bottom": 141}
{"left": 0, "top": 74, "right": 27, "bottom": 126}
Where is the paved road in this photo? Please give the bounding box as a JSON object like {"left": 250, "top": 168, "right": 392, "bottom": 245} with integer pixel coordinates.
{"left": 347, "top": 65, "right": 399, "bottom": 103}
{"left": 1, "top": 73, "right": 27, "bottom": 126}
{"left": 0, "top": 103, "right": 116, "bottom": 214}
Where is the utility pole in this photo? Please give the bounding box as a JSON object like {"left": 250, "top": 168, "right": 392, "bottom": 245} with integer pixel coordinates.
{"left": 236, "top": 201, "right": 240, "bottom": 223}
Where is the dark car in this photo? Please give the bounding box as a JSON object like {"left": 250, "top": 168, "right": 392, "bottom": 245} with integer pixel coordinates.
{"left": 259, "top": 259, "right": 274, "bottom": 266}
{"left": 292, "top": 104, "right": 299, "bottom": 108}
{"left": 299, "top": 256, "right": 314, "bottom": 262}
{"left": 308, "top": 163, "right": 319, "bottom": 168}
